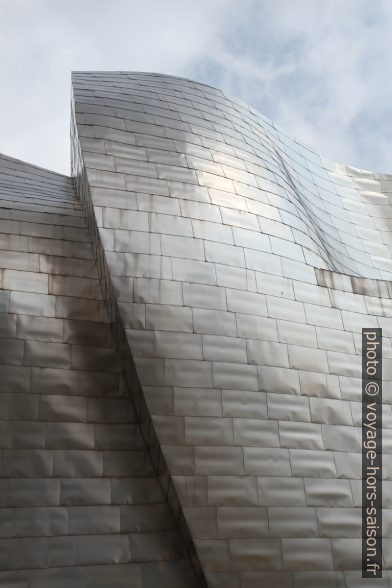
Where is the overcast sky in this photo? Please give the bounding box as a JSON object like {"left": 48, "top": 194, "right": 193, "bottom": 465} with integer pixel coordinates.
{"left": 1, "top": 0, "right": 392, "bottom": 175}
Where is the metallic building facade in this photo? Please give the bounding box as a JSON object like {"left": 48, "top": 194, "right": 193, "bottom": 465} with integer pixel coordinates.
{"left": 0, "top": 71, "right": 392, "bottom": 586}
{"left": 0, "top": 152, "right": 199, "bottom": 587}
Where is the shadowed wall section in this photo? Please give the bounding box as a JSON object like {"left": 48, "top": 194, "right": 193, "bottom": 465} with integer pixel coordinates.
{"left": 0, "top": 153, "right": 201, "bottom": 587}
{"left": 71, "top": 72, "right": 392, "bottom": 588}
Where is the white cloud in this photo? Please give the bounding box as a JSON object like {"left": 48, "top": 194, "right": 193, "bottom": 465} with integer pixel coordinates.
{"left": 194, "top": 0, "right": 392, "bottom": 172}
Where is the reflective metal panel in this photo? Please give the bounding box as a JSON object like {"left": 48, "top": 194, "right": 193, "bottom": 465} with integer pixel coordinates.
{"left": 1, "top": 70, "right": 392, "bottom": 587}
{"left": 71, "top": 72, "right": 392, "bottom": 587}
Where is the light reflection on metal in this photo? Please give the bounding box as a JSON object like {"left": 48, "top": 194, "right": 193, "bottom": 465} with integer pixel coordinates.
{"left": 72, "top": 72, "right": 392, "bottom": 587}
{"left": 0, "top": 71, "right": 391, "bottom": 586}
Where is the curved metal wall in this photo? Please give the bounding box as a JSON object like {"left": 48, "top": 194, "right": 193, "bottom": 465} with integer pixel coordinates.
{"left": 71, "top": 72, "right": 392, "bottom": 587}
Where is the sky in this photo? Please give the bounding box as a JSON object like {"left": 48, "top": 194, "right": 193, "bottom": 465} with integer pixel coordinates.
{"left": 1, "top": 0, "right": 392, "bottom": 175}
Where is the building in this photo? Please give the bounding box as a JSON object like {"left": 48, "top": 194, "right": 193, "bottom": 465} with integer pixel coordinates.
{"left": 0, "top": 71, "right": 390, "bottom": 586}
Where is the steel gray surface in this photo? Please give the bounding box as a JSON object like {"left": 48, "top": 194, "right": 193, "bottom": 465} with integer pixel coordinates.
{"left": 0, "top": 152, "right": 200, "bottom": 587}
{"left": 1, "top": 70, "right": 392, "bottom": 587}
{"left": 71, "top": 72, "right": 392, "bottom": 587}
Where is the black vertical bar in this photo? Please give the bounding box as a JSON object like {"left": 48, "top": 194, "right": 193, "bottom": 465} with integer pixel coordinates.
{"left": 362, "top": 328, "right": 382, "bottom": 578}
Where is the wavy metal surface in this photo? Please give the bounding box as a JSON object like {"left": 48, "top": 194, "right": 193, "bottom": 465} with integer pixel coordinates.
{"left": 70, "top": 71, "right": 392, "bottom": 587}
{"left": 1, "top": 70, "right": 392, "bottom": 587}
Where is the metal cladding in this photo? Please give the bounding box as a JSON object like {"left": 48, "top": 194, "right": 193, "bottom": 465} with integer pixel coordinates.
{"left": 1, "top": 71, "right": 392, "bottom": 586}
{"left": 0, "top": 153, "right": 199, "bottom": 587}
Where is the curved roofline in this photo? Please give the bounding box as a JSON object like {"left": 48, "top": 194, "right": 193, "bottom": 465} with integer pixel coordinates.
{"left": 73, "top": 70, "right": 392, "bottom": 178}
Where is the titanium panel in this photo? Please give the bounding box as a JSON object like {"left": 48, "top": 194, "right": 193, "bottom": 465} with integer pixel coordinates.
{"left": 70, "top": 72, "right": 392, "bottom": 587}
